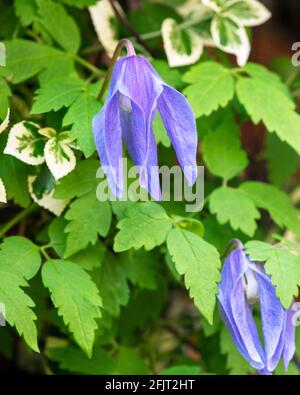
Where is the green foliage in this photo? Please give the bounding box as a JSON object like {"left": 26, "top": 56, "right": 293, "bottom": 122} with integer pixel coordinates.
{"left": 63, "top": 87, "right": 100, "bottom": 157}
{"left": 209, "top": 187, "right": 260, "bottom": 236}
{"left": 183, "top": 62, "right": 235, "bottom": 117}
{"left": 37, "top": 0, "right": 81, "bottom": 54}
{"left": 114, "top": 202, "right": 173, "bottom": 252}
{"left": 64, "top": 190, "right": 112, "bottom": 257}
{"left": 42, "top": 259, "right": 102, "bottom": 357}
{"left": 167, "top": 228, "right": 221, "bottom": 324}
{"left": 236, "top": 65, "right": 300, "bottom": 153}
{"left": 5, "top": 39, "right": 73, "bottom": 84}
{"left": 240, "top": 182, "right": 300, "bottom": 238}
{"left": 31, "top": 76, "right": 84, "bottom": 114}
{"left": 0, "top": 263, "right": 38, "bottom": 352}
{"left": 0, "top": 0, "right": 299, "bottom": 376}
{"left": 245, "top": 241, "right": 300, "bottom": 308}
{"left": 202, "top": 114, "right": 248, "bottom": 181}
{"left": 48, "top": 345, "right": 116, "bottom": 374}
{"left": 0, "top": 236, "right": 41, "bottom": 279}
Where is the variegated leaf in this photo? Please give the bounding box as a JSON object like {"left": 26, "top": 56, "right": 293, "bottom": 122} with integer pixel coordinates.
{"left": 0, "top": 178, "right": 7, "bottom": 203}
{"left": 28, "top": 176, "right": 68, "bottom": 216}
{"left": 0, "top": 108, "right": 10, "bottom": 134}
{"left": 4, "top": 121, "right": 45, "bottom": 165}
{"left": 162, "top": 18, "right": 203, "bottom": 67}
{"left": 222, "top": 0, "right": 271, "bottom": 27}
{"left": 202, "top": 0, "right": 227, "bottom": 12}
{"left": 211, "top": 14, "right": 250, "bottom": 66}
{"left": 88, "top": 0, "right": 121, "bottom": 57}
{"left": 177, "top": 2, "right": 215, "bottom": 47}
{"left": 44, "top": 135, "right": 76, "bottom": 180}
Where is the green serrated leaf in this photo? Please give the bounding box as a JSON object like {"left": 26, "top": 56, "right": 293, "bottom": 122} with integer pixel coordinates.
{"left": 121, "top": 249, "right": 158, "bottom": 290}
{"left": 203, "top": 114, "right": 248, "bottom": 180}
{"left": 236, "top": 73, "right": 300, "bottom": 153}
{"left": 209, "top": 187, "right": 260, "bottom": 236}
{"left": 0, "top": 264, "right": 38, "bottom": 352}
{"left": 240, "top": 181, "right": 300, "bottom": 238}
{"left": 54, "top": 159, "right": 99, "bottom": 200}
{"left": 245, "top": 241, "right": 300, "bottom": 308}
{"left": 114, "top": 202, "right": 172, "bottom": 252}
{"left": 0, "top": 135, "right": 31, "bottom": 207}
{"left": 64, "top": 190, "right": 112, "bottom": 257}
{"left": 5, "top": 39, "right": 73, "bottom": 84}
{"left": 70, "top": 241, "right": 106, "bottom": 271}
{"left": 14, "top": 0, "right": 38, "bottom": 26}
{"left": 0, "top": 236, "right": 41, "bottom": 280}
{"left": 47, "top": 345, "right": 115, "bottom": 374}
{"left": 183, "top": 61, "right": 235, "bottom": 117}
{"left": 116, "top": 346, "right": 148, "bottom": 375}
{"left": 167, "top": 228, "right": 221, "bottom": 323}
{"left": 92, "top": 252, "right": 129, "bottom": 317}
{"left": 48, "top": 217, "right": 68, "bottom": 257}
{"left": 42, "top": 259, "right": 102, "bottom": 357}
{"left": 37, "top": 0, "right": 81, "bottom": 54}
{"left": 31, "top": 76, "right": 85, "bottom": 114}
{"left": 63, "top": 91, "right": 99, "bottom": 157}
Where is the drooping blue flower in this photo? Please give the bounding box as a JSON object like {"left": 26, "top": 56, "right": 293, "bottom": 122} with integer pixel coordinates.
{"left": 92, "top": 55, "right": 198, "bottom": 200}
{"left": 218, "top": 242, "right": 297, "bottom": 374}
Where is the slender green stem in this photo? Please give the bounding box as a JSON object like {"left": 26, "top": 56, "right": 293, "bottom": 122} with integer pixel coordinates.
{"left": 221, "top": 239, "right": 243, "bottom": 259}
{"left": 97, "top": 39, "right": 136, "bottom": 101}
{"left": 39, "top": 245, "right": 51, "bottom": 261}
{"left": 0, "top": 203, "right": 38, "bottom": 238}
{"left": 74, "top": 55, "right": 104, "bottom": 77}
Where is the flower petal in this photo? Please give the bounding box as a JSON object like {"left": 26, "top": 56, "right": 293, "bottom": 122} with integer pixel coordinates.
{"left": 282, "top": 308, "right": 296, "bottom": 370}
{"left": 93, "top": 92, "right": 123, "bottom": 197}
{"left": 157, "top": 85, "right": 198, "bottom": 186}
{"left": 120, "top": 95, "right": 161, "bottom": 200}
{"left": 119, "top": 56, "right": 163, "bottom": 116}
{"left": 218, "top": 250, "right": 265, "bottom": 369}
{"left": 252, "top": 263, "right": 285, "bottom": 372}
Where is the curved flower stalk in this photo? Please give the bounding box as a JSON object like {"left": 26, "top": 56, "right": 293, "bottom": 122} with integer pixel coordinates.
{"left": 92, "top": 40, "right": 198, "bottom": 200}
{"left": 218, "top": 240, "right": 297, "bottom": 374}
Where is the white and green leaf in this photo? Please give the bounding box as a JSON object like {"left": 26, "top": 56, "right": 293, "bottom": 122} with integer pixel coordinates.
{"left": 44, "top": 133, "right": 76, "bottom": 180}
{"left": 0, "top": 108, "right": 10, "bottom": 134}
{"left": 211, "top": 14, "right": 250, "bottom": 66}
{"left": 28, "top": 175, "right": 69, "bottom": 216}
{"left": 222, "top": 0, "right": 271, "bottom": 27}
{"left": 0, "top": 178, "right": 6, "bottom": 203}
{"left": 162, "top": 18, "right": 203, "bottom": 67}
{"left": 88, "top": 0, "right": 120, "bottom": 57}
{"left": 4, "top": 121, "right": 45, "bottom": 165}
